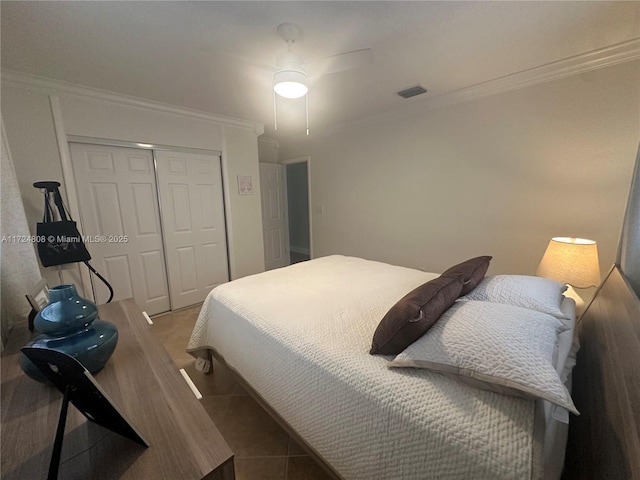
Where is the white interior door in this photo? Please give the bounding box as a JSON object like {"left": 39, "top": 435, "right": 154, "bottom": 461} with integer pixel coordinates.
{"left": 156, "top": 151, "right": 229, "bottom": 309}
{"left": 259, "top": 163, "right": 290, "bottom": 270}
{"left": 69, "top": 143, "right": 171, "bottom": 315}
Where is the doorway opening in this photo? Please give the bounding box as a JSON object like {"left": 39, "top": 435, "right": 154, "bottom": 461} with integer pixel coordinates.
{"left": 282, "top": 156, "right": 312, "bottom": 265}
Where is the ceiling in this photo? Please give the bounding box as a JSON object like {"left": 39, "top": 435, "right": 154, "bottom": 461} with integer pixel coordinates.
{"left": 2, "top": 1, "right": 639, "bottom": 139}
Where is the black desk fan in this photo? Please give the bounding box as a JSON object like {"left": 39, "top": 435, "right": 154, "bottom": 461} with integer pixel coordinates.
{"left": 33, "top": 181, "right": 114, "bottom": 303}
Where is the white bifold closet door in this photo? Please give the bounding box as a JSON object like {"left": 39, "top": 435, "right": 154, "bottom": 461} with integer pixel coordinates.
{"left": 69, "top": 143, "right": 229, "bottom": 314}
{"left": 69, "top": 143, "right": 171, "bottom": 314}
{"left": 155, "top": 151, "right": 229, "bottom": 310}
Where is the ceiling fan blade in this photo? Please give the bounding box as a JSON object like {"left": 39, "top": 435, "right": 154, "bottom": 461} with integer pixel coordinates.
{"left": 241, "top": 59, "right": 279, "bottom": 73}
{"left": 246, "top": 60, "right": 279, "bottom": 73}
{"left": 307, "top": 48, "right": 374, "bottom": 77}
{"left": 216, "top": 50, "right": 278, "bottom": 73}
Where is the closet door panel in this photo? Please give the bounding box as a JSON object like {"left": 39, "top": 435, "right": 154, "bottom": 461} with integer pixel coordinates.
{"left": 69, "top": 143, "right": 171, "bottom": 315}
{"left": 156, "top": 151, "right": 229, "bottom": 309}
{"left": 103, "top": 255, "right": 134, "bottom": 298}
{"left": 131, "top": 183, "right": 159, "bottom": 235}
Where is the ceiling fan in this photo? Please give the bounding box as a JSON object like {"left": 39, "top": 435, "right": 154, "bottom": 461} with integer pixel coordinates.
{"left": 268, "top": 23, "right": 375, "bottom": 99}
{"left": 248, "top": 23, "right": 373, "bottom": 135}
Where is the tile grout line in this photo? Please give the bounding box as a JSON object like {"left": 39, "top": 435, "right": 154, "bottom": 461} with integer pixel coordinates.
{"left": 284, "top": 454, "right": 290, "bottom": 480}
{"left": 234, "top": 455, "right": 291, "bottom": 460}
{"left": 285, "top": 437, "right": 291, "bottom": 480}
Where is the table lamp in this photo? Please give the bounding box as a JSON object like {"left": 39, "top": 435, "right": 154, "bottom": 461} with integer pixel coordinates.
{"left": 536, "top": 237, "right": 601, "bottom": 314}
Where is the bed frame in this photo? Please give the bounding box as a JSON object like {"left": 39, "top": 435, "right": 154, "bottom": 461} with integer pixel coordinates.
{"left": 211, "top": 348, "right": 344, "bottom": 480}
{"left": 564, "top": 145, "right": 640, "bottom": 479}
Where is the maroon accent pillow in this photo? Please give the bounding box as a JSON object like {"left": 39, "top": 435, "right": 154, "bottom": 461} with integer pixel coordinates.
{"left": 440, "top": 256, "right": 492, "bottom": 295}
{"left": 370, "top": 275, "right": 464, "bottom": 355}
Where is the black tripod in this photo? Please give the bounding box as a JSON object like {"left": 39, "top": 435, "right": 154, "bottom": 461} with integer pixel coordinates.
{"left": 33, "top": 181, "right": 114, "bottom": 304}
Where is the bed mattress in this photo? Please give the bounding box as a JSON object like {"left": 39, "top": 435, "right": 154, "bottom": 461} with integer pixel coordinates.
{"left": 188, "top": 255, "right": 553, "bottom": 479}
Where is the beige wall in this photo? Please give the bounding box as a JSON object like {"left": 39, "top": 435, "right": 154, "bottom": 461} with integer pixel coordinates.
{"left": 257, "top": 136, "right": 279, "bottom": 163}
{"left": 222, "top": 125, "right": 266, "bottom": 277}
{"left": 1, "top": 76, "right": 265, "bottom": 295}
{"left": 1, "top": 118, "right": 42, "bottom": 341}
{"left": 1, "top": 87, "right": 76, "bottom": 291}
{"left": 279, "top": 61, "right": 640, "bottom": 278}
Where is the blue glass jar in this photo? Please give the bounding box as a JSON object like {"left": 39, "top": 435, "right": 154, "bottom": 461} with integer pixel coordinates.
{"left": 20, "top": 284, "right": 118, "bottom": 383}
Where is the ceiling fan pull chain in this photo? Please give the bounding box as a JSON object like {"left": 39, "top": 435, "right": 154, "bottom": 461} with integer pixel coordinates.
{"left": 305, "top": 94, "right": 309, "bottom": 136}
{"left": 273, "top": 90, "right": 278, "bottom": 131}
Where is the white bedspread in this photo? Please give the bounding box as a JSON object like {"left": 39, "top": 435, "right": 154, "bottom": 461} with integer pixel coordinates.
{"left": 188, "top": 256, "right": 540, "bottom": 480}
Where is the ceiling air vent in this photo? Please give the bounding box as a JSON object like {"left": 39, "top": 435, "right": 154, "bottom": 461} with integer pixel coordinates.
{"left": 397, "top": 85, "right": 427, "bottom": 99}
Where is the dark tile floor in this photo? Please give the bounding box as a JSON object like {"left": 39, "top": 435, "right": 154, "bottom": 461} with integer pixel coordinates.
{"left": 151, "top": 305, "right": 333, "bottom": 480}
{"left": 290, "top": 251, "right": 310, "bottom": 264}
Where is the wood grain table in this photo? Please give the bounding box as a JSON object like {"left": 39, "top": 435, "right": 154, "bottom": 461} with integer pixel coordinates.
{"left": 1, "top": 298, "right": 234, "bottom": 480}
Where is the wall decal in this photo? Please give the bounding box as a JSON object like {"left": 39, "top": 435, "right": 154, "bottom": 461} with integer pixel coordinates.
{"left": 237, "top": 175, "right": 253, "bottom": 195}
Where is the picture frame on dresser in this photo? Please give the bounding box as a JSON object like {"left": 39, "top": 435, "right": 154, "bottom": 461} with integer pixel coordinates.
{"left": 21, "top": 347, "right": 149, "bottom": 480}
{"left": 25, "top": 278, "right": 49, "bottom": 331}
{"left": 26, "top": 278, "right": 49, "bottom": 312}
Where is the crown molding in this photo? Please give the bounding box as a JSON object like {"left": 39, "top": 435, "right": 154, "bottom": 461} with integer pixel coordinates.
{"left": 0, "top": 70, "right": 265, "bottom": 136}
{"left": 431, "top": 37, "right": 640, "bottom": 107}
{"left": 326, "top": 37, "right": 640, "bottom": 136}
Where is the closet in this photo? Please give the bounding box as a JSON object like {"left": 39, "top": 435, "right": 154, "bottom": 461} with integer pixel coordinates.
{"left": 69, "top": 142, "right": 229, "bottom": 315}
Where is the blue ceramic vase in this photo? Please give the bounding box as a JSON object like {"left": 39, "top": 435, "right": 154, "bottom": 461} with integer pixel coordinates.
{"left": 20, "top": 284, "right": 118, "bottom": 383}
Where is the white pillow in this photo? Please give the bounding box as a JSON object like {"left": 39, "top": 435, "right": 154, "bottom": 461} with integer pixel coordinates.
{"left": 459, "top": 275, "right": 569, "bottom": 319}
{"left": 389, "top": 301, "right": 578, "bottom": 414}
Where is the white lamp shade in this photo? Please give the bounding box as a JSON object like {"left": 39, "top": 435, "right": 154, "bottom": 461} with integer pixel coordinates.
{"left": 536, "top": 237, "right": 601, "bottom": 288}
{"left": 273, "top": 70, "right": 308, "bottom": 99}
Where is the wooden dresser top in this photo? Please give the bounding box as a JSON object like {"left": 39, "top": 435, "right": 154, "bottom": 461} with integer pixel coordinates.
{"left": 1, "top": 298, "right": 233, "bottom": 480}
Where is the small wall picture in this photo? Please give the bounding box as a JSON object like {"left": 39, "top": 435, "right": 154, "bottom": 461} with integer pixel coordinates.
{"left": 237, "top": 175, "right": 253, "bottom": 195}
{"left": 26, "top": 279, "right": 49, "bottom": 312}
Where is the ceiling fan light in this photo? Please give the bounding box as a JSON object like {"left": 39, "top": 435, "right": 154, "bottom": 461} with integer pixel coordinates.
{"left": 273, "top": 70, "right": 308, "bottom": 99}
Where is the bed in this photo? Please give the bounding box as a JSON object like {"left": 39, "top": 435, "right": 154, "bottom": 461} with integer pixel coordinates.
{"left": 188, "top": 145, "right": 640, "bottom": 480}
